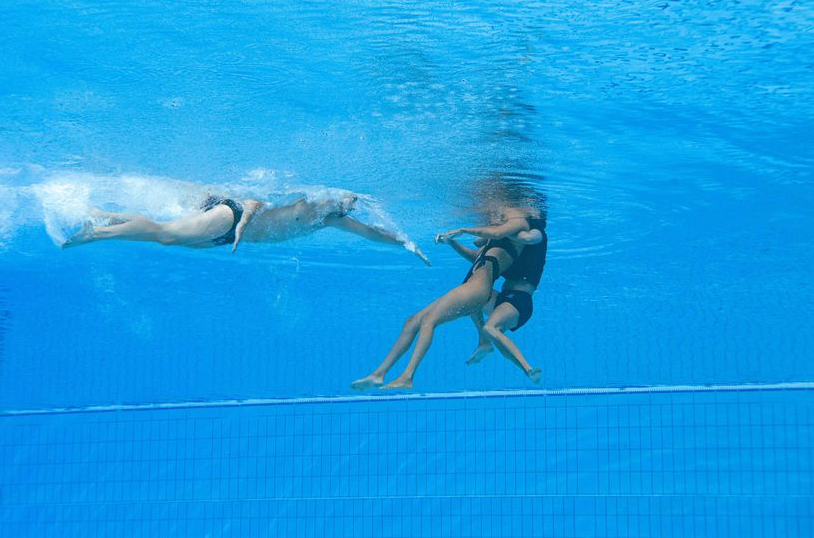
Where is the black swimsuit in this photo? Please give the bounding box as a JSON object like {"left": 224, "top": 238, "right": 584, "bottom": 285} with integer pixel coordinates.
{"left": 495, "top": 218, "right": 548, "bottom": 331}
{"left": 462, "top": 236, "right": 520, "bottom": 284}
{"left": 201, "top": 196, "right": 244, "bottom": 246}
{"left": 495, "top": 290, "right": 534, "bottom": 331}
{"left": 501, "top": 218, "right": 547, "bottom": 287}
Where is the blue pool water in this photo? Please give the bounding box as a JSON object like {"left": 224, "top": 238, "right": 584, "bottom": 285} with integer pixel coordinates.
{"left": 1, "top": 0, "right": 812, "bottom": 536}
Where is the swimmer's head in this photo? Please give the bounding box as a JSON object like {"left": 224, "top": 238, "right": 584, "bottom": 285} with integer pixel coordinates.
{"left": 469, "top": 174, "right": 547, "bottom": 225}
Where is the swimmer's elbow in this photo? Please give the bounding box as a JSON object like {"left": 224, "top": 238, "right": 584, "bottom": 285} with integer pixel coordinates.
{"left": 516, "top": 229, "right": 543, "bottom": 245}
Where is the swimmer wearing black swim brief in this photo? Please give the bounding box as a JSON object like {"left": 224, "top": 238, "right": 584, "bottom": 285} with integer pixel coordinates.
{"left": 62, "top": 191, "right": 430, "bottom": 265}
{"left": 493, "top": 217, "right": 547, "bottom": 331}
{"left": 442, "top": 214, "right": 547, "bottom": 383}
{"left": 200, "top": 196, "right": 244, "bottom": 246}
{"left": 461, "top": 236, "right": 521, "bottom": 284}
{"left": 350, "top": 206, "right": 536, "bottom": 391}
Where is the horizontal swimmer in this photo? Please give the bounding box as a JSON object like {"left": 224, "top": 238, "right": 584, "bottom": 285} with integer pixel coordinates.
{"left": 63, "top": 193, "right": 430, "bottom": 265}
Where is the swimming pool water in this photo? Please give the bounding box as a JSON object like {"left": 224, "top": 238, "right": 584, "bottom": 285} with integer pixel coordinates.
{"left": 1, "top": 0, "right": 812, "bottom": 536}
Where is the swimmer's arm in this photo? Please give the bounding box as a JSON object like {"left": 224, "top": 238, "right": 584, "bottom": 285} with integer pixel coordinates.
{"left": 436, "top": 236, "right": 479, "bottom": 262}
{"left": 232, "top": 199, "right": 264, "bottom": 252}
{"left": 442, "top": 218, "right": 530, "bottom": 242}
{"left": 327, "top": 216, "right": 431, "bottom": 266}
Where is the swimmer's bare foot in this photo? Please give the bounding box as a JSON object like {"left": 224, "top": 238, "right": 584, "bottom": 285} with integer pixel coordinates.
{"left": 526, "top": 367, "right": 542, "bottom": 384}
{"left": 381, "top": 376, "right": 413, "bottom": 390}
{"left": 466, "top": 343, "right": 494, "bottom": 365}
{"left": 350, "top": 374, "right": 384, "bottom": 390}
{"left": 62, "top": 221, "right": 96, "bottom": 249}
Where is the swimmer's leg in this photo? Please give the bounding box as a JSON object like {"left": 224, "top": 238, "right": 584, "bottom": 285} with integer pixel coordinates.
{"left": 63, "top": 215, "right": 169, "bottom": 247}
{"left": 64, "top": 207, "right": 232, "bottom": 248}
{"left": 351, "top": 300, "right": 438, "bottom": 390}
{"left": 382, "top": 280, "right": 492, "bottom": 389}
{"left": 467, "top": 290, "right": 498, "bottom": 365}
{"left": 482, "top": 303, "right": 540, "bottom": 383}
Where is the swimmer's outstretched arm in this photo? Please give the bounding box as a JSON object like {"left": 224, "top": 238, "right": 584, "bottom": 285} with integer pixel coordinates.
{"left": 435, "top": 235, "right": 479, "bottom": 262}
{"left": 439, "top": 218, "right": 530, "bottom": 242}
{"left": 232, "top": 199, "right": 264, "bottom": 252}
{"left": 439, "top": 229, "right": 541, "bottom": 261}
{"left": 326, "top": 215, "right": 431, "bottom": 266}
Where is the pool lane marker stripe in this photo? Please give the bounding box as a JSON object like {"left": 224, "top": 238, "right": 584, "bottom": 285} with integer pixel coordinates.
{"left": 2, "top": 381, "right": 813, "bottom": 417}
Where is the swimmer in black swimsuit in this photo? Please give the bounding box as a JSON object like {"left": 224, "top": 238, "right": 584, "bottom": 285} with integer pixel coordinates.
{"left": 62, "top": 192, "right": 430, "bottom": 264}
{"left": 448, "top": 215, "right": 547, "bottom": 383}
{"left": 199, "top": 196, "right": 244, "bottom": 246}
{"left": 350, "top": 206, "right": 535, "bottom": 391}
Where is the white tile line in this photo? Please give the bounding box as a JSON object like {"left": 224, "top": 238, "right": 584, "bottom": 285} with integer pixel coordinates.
{"left": 2, "top": 381, "right": 813, "bottom": 417}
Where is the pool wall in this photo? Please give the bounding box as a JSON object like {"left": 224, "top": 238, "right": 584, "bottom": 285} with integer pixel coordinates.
{"left": 2, "top": 388, "right": 811, "bottom": 537}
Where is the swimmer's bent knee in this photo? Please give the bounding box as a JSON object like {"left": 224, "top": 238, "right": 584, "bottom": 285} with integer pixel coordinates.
{"left": 403, "top": 314, "right": 420, "bottom": 331}
{"left": 483, "top": 324, "right": 504, "bottom": 339}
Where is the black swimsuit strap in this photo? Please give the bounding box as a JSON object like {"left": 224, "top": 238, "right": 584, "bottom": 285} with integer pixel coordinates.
{"left": 484, "top": 237, "right": 519, "bottom": 262}
{"left": 527, "top": 217, "right": 545, "bottom": 231}
{"left": 473, "top": 255, "right": 500, "bottom": 282}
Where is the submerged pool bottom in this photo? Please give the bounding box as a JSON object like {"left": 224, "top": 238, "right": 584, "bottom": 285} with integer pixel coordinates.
{"left": 1, "top": 388, "right": 811, "bottom": 537}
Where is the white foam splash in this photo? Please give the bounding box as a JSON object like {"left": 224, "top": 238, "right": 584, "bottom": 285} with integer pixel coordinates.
{"left": 29, "top": 171, "right": 211, "bottom": 245}
{"left": 0, "top": 183, "right": 17, "bottom": 248}
{"left": 31, "top": 181, "right": 93, "bottom": 246}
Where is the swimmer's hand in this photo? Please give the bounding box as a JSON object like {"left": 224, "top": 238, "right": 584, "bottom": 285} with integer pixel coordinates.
{"left": 414, "top": 246, "right": 431, "bottom": 266}
{"left": 403, "top": 240, "right": 431, "bottom": 265}
{"left": 232, "top": 199, "right": 264, "bottom": 253}
{"left": 232, "top": 228, "right": 243, "bottom": 252}
{"left": 232, "top": 216, "right": 250, "bottom": 252}
{"left": 435, "top": 229, "right": 463, "bottom": 244}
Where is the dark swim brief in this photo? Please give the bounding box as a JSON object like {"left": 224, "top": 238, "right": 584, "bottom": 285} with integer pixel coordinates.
{"left": 201, "top": 196, "right": 244, "bottom": 246}
{"left": 495, "top": 289, "right": 534, "bottom": 331}
{"left": 462, "top": 237, "right": 520, "bottom": 284}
